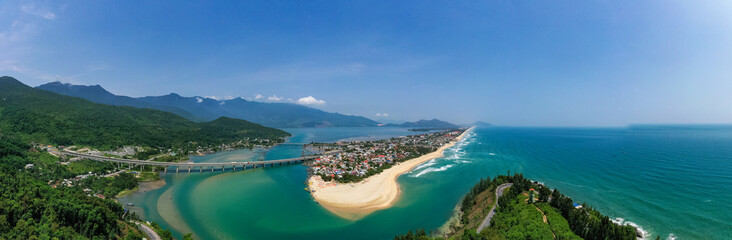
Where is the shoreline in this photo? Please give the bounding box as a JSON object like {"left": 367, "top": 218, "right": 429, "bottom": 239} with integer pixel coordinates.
{"left": 308, "top": 127, "right": 474, "bottom": 220}
{"left": 116, "top": 179, "right": 166, "bottom": 199}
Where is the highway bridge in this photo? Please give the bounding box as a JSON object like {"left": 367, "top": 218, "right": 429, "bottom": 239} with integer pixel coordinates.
{"left": 62, "top": 149, "right": 340, "bottom": 174}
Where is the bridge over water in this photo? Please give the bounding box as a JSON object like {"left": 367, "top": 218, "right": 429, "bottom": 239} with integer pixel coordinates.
{"left": 62, "top": 149, "right": 340, "bottom": 174}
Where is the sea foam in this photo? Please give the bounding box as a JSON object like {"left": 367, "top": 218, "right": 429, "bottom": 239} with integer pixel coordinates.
{"left": 413, "top": 164, "right": 454, "bottom": 177}
{"left": 412, "top": 159, "right": 438, "bottom": 171}
{"left": 611, "top": 218, "right": 650, "bottom": 240}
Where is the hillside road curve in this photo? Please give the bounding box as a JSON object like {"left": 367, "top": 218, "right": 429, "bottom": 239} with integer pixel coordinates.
{"left": 477, "top": 183, "right": 513, "bottom": 233}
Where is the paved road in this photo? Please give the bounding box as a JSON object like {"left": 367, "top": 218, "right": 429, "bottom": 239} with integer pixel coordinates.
{"left": 102, "top": 168, "right": 130, "bottom": 178}
{"left": 477, "top": 183, "right": 513, "bottom": 233}
{"left": 134, "top": 221, "right": 161, "bottom": 240}
{"left": 63, "top": 149, "right": 341, "bottom": 168}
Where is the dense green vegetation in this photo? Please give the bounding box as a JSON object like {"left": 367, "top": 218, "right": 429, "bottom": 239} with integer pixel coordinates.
{"left": 0, "top": 76, "right": 289, "bottom": 151}
{"left": 395, "top": 174, "right": 638, "bottom": 240}
{"left": 149, "top": 222, "right": 173, "bottom": 240}
{"left": 0, "top": 76, "right": 258, "bottom": 239}
{"left": 66, "top": 160, "right": 117, "bottom": 176}
{"left": 0, "top": 135, "right": 145, "bottom": 239}
{"left": 547, "top": 187, "right": 637, "bottom": 240}
{"left": 482, "top": 191, "right": 580, "bottom": 239}
{"left": 78, "top": 173, "right": 139, "bottom": 198}
{"left": 0, "top": 135, "right": 117, "bottom": 182}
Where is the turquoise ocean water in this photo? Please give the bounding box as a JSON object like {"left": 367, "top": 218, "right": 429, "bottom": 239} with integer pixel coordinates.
{"left": 120, "top": 126, "right": 732, "bottom": 239}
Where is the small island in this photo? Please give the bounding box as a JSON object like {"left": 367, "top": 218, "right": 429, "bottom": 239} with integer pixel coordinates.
{"left": 305, "top": 127, "right": 473, "bottom": 219}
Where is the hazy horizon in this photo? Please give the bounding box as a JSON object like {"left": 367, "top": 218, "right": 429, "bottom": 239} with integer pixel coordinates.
{"left": 2, "top": 1, "right": 731, "bottom": 126}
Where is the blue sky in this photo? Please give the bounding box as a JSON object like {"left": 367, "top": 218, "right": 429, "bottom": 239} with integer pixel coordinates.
{"left": 2, "top": 1, "right": 731, "bottom": 126}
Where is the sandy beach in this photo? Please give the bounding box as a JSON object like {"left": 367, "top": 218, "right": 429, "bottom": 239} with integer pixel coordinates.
{"left": 308, "top": 127, "right": 473, "bottom": 220}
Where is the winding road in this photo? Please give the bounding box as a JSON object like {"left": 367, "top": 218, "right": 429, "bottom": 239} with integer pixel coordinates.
{"left": 477, "top": 183, "right": 513, "bottom": 233}
{"left": 134, "top": 221, "right": 161, "bottom": 240}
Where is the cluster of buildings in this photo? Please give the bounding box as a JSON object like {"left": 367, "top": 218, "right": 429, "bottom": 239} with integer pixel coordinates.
{"left": 309, "top": 129, "right": 464, "bottom": 181}
{"left": 48, "top": 171, "right": 96, "bottom": 188}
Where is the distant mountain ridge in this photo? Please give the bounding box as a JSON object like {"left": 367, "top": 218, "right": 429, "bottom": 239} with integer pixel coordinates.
{"left": 461, "top": 121, "right": 492, "bottom": 127}
{"left": 0, "top": 76, "right": 289, "bottom": 149}
{"left": 37, "top": 82, "right": 379, "bottom": 128}
{"left": 383, "top": 119, "right": 459, "bottom": 129}
{"left": 37, "top": 82, "right": 203, "bottom": 121}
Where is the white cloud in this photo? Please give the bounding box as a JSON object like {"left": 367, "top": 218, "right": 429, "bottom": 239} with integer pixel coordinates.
{"left": 21, "top": 5, "right": 56, "bottom": 20}
{"left": 195, "top": 97, "right": 203, "bottom": 103}
{"left": 205, "top": 96, "right": 234, "bottom": 101}
{"left": 375, "top": 113, "right": 389, "bottom": 117}
{"left": 296, "top": 96, "right": 326, "bottom": 106}
{"left": 254, "top": 94, "right": 264, "bottom": 100}
{"left": 267, "top": 95, "right": 283, "bottom": 102}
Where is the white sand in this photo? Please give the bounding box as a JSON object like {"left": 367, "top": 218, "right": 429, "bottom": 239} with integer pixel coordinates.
{"left": 308, "top": 127, "right": 473, "bottom": 220}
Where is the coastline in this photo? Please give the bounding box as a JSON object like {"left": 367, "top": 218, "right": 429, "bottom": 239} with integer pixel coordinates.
{"left": 117, "top": 179, "right": 166, "bottom": 199}
{"left": 308, "top": 127, "right": 474, "bottom": 220}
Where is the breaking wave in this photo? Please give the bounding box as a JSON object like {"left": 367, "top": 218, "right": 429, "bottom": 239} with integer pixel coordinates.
{"left": 412, "top": 159, "right": 438, "bottom": 171}
{"left": 413, "top": 164, "right": 454, "bottom": 177}
{"left": 611, "top": 218, "right": 649, "bottom": 240}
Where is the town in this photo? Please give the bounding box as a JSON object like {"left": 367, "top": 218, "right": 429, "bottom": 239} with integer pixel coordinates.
{"left": 307, "top": 129, "right": 466, "bottom": 183}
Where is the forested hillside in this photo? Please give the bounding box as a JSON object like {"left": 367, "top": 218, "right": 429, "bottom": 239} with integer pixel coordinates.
{"left": 0, "top": 135, "right": 151, "bottom": 239}
{"left": 395, "top": 174, "right": 638, "bottom": 240}
{"left": 1, "top": 76, "right": 289, "bottom": 150}
{"left": 38, "top": 81, "right": 380, "bottom": 128}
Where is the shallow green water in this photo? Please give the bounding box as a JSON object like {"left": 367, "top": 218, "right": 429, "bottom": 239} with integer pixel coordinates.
{"left": 121, "top": 126, "right": 732, "bottom": 239}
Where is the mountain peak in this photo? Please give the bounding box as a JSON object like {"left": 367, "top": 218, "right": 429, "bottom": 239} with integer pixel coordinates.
{"left": 0, "top": 76, "right": 28, "bottom": 87}
{"left": 37, "top": 80, "right": 380, "bottom": 128}
{"left": 37, "top": 81, "right": 113, "bottom": 96}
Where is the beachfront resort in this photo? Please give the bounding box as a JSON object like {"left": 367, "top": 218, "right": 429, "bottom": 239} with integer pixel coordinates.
{"left": 308, "top": 129, "right": 466, "bottom": 183}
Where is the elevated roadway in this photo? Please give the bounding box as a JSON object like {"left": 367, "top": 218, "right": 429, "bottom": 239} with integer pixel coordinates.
{"left": 63, "top": 149, "right": 341, "bottom": 173}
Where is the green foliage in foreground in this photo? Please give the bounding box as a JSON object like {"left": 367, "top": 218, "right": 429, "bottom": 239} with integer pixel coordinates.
{"left": 482, "top": 193, "right": 580, "bottom": 239}
{"left": 0, "top": 170, "right": 125, "bottom": 239}
{"left": 395, "top": 173, "right": 637, "bottom": 240}
{"left": 149, "top": 222, "right": 173, "bottom": 240}
{"left": 78, "top": 173, "right": 139, "bottom": 197}
{"left": 0, "top": 76, "right": 289, "bottom": 151}
{"left": 67, "top": 159, "right": 117, "bottom": 175}
{"left": 0, "top": 135, "right": 148, "bottom": 239}
{"left": 394, "top": 228, "right": 440, "bottom": 240}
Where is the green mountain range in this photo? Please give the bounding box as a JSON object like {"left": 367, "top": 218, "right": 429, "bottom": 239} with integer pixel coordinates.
{"left": 1, "top": 76, "right": 289, "bottom": 150}
{"left": 383, "top": 118, "right": 460, "bottom": 129}
{"left": 37, "top": 81, "right": 379, "bottom": 128}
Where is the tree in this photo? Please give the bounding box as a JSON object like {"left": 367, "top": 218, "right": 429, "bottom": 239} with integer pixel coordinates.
{"left": 183, "top": 233, "right": 195, "bottom": 240}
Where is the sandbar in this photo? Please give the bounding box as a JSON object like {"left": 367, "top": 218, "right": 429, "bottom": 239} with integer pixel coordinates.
{"left": 308, "top": 127, "right": 473, "bottom": 220}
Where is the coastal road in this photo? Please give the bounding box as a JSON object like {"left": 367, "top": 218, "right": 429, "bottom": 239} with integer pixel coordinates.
{"left": 477, "top": 183, "right": 513, "bottom": 233}
{"left": 134, "top": 221, "right": 161, "bottom": 240}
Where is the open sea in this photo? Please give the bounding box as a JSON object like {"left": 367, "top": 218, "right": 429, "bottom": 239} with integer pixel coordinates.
{"left": 119, "top": 126, "right": 732, "bottom": 240}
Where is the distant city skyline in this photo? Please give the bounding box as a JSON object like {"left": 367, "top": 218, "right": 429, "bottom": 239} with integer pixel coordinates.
{"left": 2, "top": 1, "right": 731, "bottom": 126}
